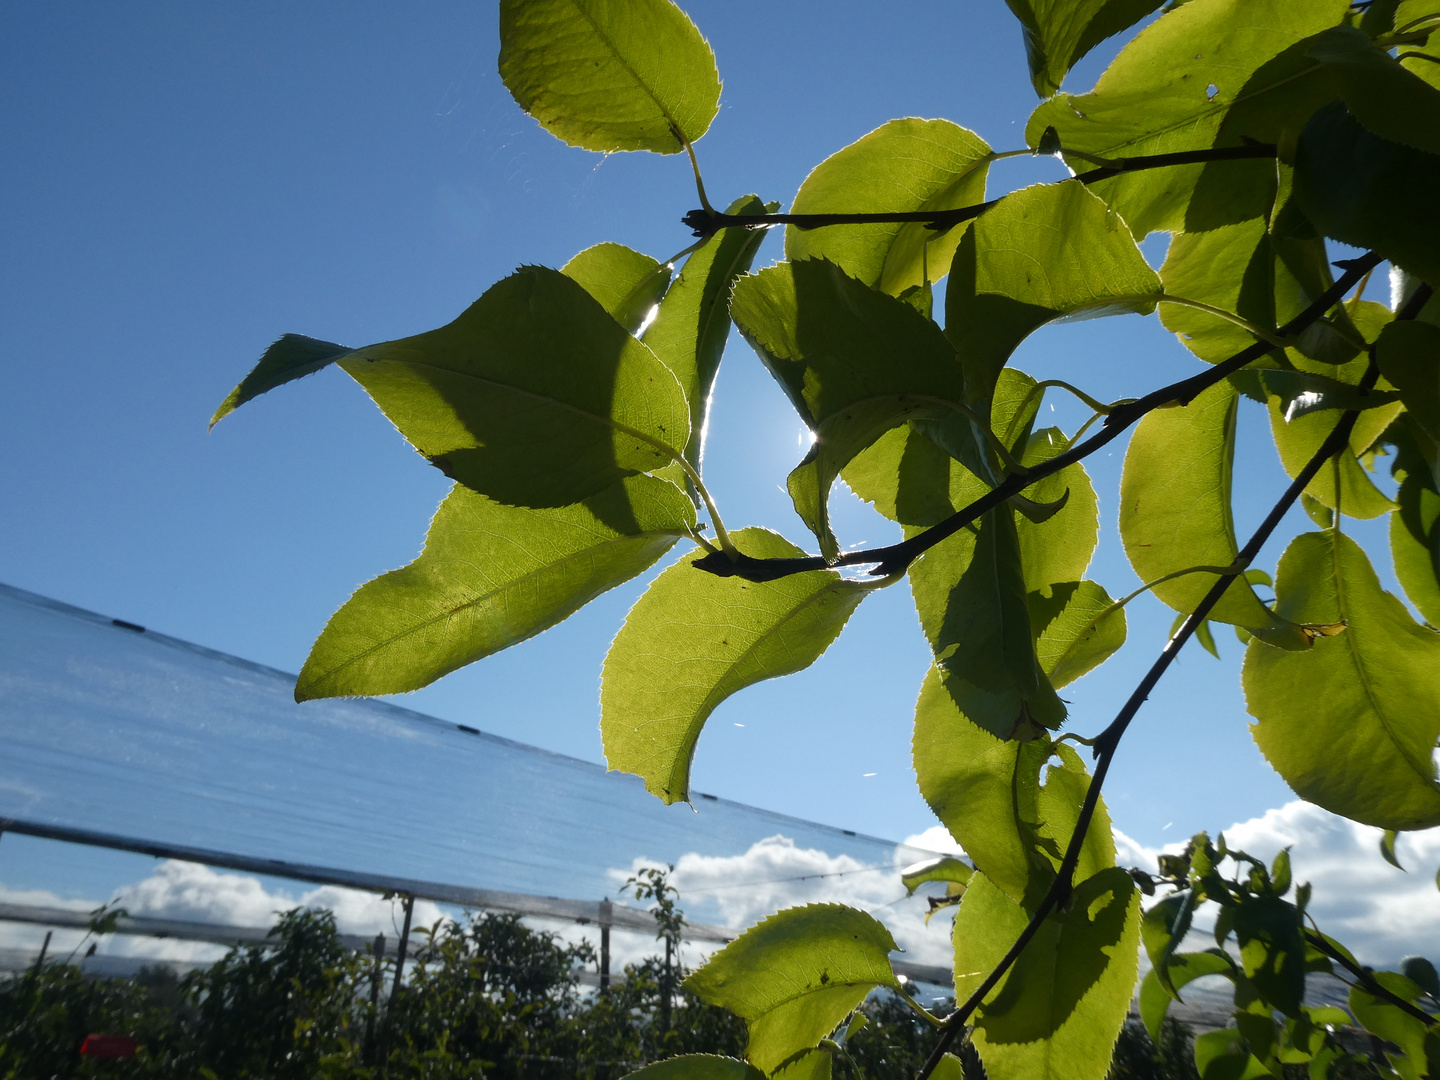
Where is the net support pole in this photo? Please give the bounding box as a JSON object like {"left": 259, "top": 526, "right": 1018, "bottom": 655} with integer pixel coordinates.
{"left": 599, "top": 898, "right": 612, "bottom": 990}
{"left": 388, "top": 894, "right": 414, "bottom": 1011}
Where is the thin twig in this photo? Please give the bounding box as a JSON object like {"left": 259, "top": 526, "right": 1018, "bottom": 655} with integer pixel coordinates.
{"left": 693, "top": 252, "right": 1383, "bottom": 582}
{"left": 681, "top": 144, "right": 1277, "bottom": 237}
{"left": 1304, "top": 930, "right": 1437, "bottom": 1026}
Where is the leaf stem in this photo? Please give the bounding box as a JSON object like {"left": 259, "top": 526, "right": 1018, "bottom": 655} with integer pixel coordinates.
{"left": 1005, "top": 379, "right": 1123, "bottom": 447}
{"left": 1158, "top": 293, "right": 1290, "bottom": 349}
{"left": 693, "top": 252, "right": 1384, "bottom": 582}
{"left": 675, "top": 457, "right": 736, "bottom": 558}
{"left": 683, "top": 139, "right": 715, "bottom": 214}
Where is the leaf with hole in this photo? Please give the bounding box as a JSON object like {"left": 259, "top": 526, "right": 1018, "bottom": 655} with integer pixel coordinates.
{"left": 498, "top": 0, "right": 720, "bottom": 154}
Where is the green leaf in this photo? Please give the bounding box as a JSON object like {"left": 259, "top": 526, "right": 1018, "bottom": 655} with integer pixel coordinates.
{"left": 1377, "top": 320, "right": 1440, "bottom": 486}
{"left": 730, "top": 259, "right": 968, "bottom": 559}
{"left": 1233, "top": 895, "right": 1306, "bottom": 1017}
{"left": 1193, "top": 1029, "right": 1273, "bottom": 1080}
{"left": 1391, "top": 463, "right": 1440, "bottom": 625}
{"left": 340, "top": 266, "right": 690, "bottom": 509}
{"left": 914, "top": 671, "right": 1115, "bottom": 907}
{"left": 771, "top": 1050, "right": 833, "bottom": 1080}
{"left": 1293, "top": 103, "right": 1440, "bottom": 286}
{"left": 1159, "top": 217, "right": 1278, "bottom": 365}
{"left": 946, "top": 181, "right": 1162, "bottom": 407}
{"left": 620, "top": 1056, "right": 765, "bottom": 1080}
{"left": 1141, "top": 890, "right": 1198, "bottom": 1001}
{"left": 1231, "top": 369, "right": 1401, "bottom": 419}
{"left": 953, "top": 868, "right": 1140, "bottom": 1080}
{"left": 1349, "top": 975, "right": 1439, "bottom": 1080}
{"left": 1016, "top": 428, "right": 1099, "bottom": 591}
{"left": 561, "top": 242, "right": 671, "bottom": 334}
{"left": 1004, "top": 0, "right": 1165, "bottom": 96}
{"left": 1246, "top": 530, "right": 1440, "bottom": 830}
{"left": 1266, "top": 393, "right": 1398, "bottom": 521}
{"left": 1120, "top": 380, "right": 1308, "bottom": 644}
{"left": 1302, "top": 25, "right": 1440, "bottom": 156}
{"left": 684, "top": 903, "right": 900, "bottom": 1076}
{"left": 1139, "top": 951, "right": 1235, "bottom": 1040}
{"left": 498, "top": 0, "right": 720, "bottom": 154}
{"left": 911, "top": 507, "right": 1068, "bottom": 739}
{"left": 786, "top": 118, "right": 992, "bottom": 296}
{"left": 1025, "top": 0, "right": 1350, "bottom": 236}
{"left": 210, "top": 334, "right": 353, "bottom": 429}
{"left": 901, "top": 855, "right": 975, "bottom": 895}
{"left": 296, "top": 474, "right": 695, "bottom": 700}
{"left": 1401, "top": 956, "right": 1440, "bottom": 999}
{"left": 1381, "top": 829, "right": 1405, "bottom": 870}
{"left": 644, "top": 195, "right": 773, "bottom": 467}
{"left": 601, "top": 527, "right": 869, "bottom": 804}
{"left": 1030, "top": 580, "right": 1127, "bottom": 689}
{"left": 843, "top": 422, "right": 988, "bottom": 529}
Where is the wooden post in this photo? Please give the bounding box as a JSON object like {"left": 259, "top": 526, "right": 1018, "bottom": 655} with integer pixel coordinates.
{"left": 598, "top": 899, "right": 612, "bottom": 990}
{"left": 661, "top": 936, "right": 673, "bottom": 1034}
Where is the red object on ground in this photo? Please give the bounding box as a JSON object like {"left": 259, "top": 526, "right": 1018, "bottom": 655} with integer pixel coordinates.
{"left": 79, "top": 1034, "right": 138, "bottom": 1058}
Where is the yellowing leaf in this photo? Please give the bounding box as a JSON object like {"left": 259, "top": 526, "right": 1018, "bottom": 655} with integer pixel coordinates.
{"left": 498, "top": 0, "right": 720, "bottom": 154}
{"left": 340, "top": 266, "right": 690, "bottom": 510}
{"left": 1246, "top": 530, "right": 1440, "bottom": 830}
{"left": 684, "top": 904, "right": 899, "bottom": 1075}
{"left": 786, "top": 118, "right": 992, "bottom": 296}
{"left": 296, "top": 475, "right": 695, "bottom": 700}
{"left": 601, "top": 528, "right": 868, "bottom": 804}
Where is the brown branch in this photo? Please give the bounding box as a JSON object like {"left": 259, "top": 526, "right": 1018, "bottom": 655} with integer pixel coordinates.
{"left": 912, "top": 278, "right": 1435, "bottom": 1080}
{"left": 693, "top": 251, "right": 1383, "bottom": 582}
{"left": 681, "top": 143, "right": 1276, "bottom": 237}
{"left": 1304, "top": 930, "right": 1438, "bottom": 1026}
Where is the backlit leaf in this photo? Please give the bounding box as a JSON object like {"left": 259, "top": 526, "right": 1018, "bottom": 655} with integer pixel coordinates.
{"left": 1141, "top": 890, "right": 1198, "bottom": 1000}
{"left": 1349, "top": 974, "right": 1439, "bottom": 1080}
{"left": 1266, "top": 394, "right": 1397, "bottom": 521}
{"left": 1233, "top": 895, "right": 1306, "bottom": 1017}
{"left": 730, "top": 259, "right": 967, "bottom": 559}
{"left": 601, "top": 528, "right": 869, "bottom": 804}
{"left": 1391, "top": 465, "right": 1440, "bottom": 626}
{"left": 1246, "top": 530, "right": 1440, "bottom": 830}
{"left": 1120, "top": 380, "right": 1308, "bottom": 644}
{"left": 1025, "top": 0, "right": 1350, "bottom": 236}
{"left": 620, "top": 1056, "right": 765, "bottom": 1080}
{"left": 210, "top": 334, "right": 353, "bottom": 429}
{"left": 1193, "top": 1029, "right": 1272, "bottom": 1080}
{"left": 498, "top": 0, "right": 720, "bottom": 154}
{"left": 340, "top": 266, "right": 690, "bottom": 509}
{"left": 901, "top": 855, "right": 974, "bottom": 895}
{"left": 562, "top": 242, "right": 671, "bottom": 334}
{"left": 1377, "top": 320, "right": 1440, "bottom": 486}
{"left": 296, "top": 474, "right": 695, "bottom": 700}
{"left": 684, "top": 903, "right": 900, "bottom": 1075}
{"left": 914, "top": 670, "right": 1115, "bottom": 908}
{"left": 1004, "top": 0, "right": 1165, "bottom": 96}
{"left": 910, "top": 507, "right": 1068, "bottom": 739}
{"left": 953, "top": 868, "right": 1140, "bottom": 1080}
{"left": 1138, "top": 951, "right": 1235, "bottom": 1040}
{"left": 1293, "top": 104, "right": 1440, "bottom": 286}
{"left": 946, "top": 181, "right": 1161, "bottom": 408}
{"left": 1016, "top": 427, "right": 1099, "bottom": 591}
{"left": 1030, "top": 580, "right": 1127, "bottom": 689}
{"left": 644, "top": 195, "right": 772, "bottom": 467}
{"left": 786, "top": 118, "right": 992, "bottom": 296}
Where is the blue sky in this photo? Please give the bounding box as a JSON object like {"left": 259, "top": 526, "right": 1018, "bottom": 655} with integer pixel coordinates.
{"left": 1, "top": 1, "right": 1400, "bottom": 861}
